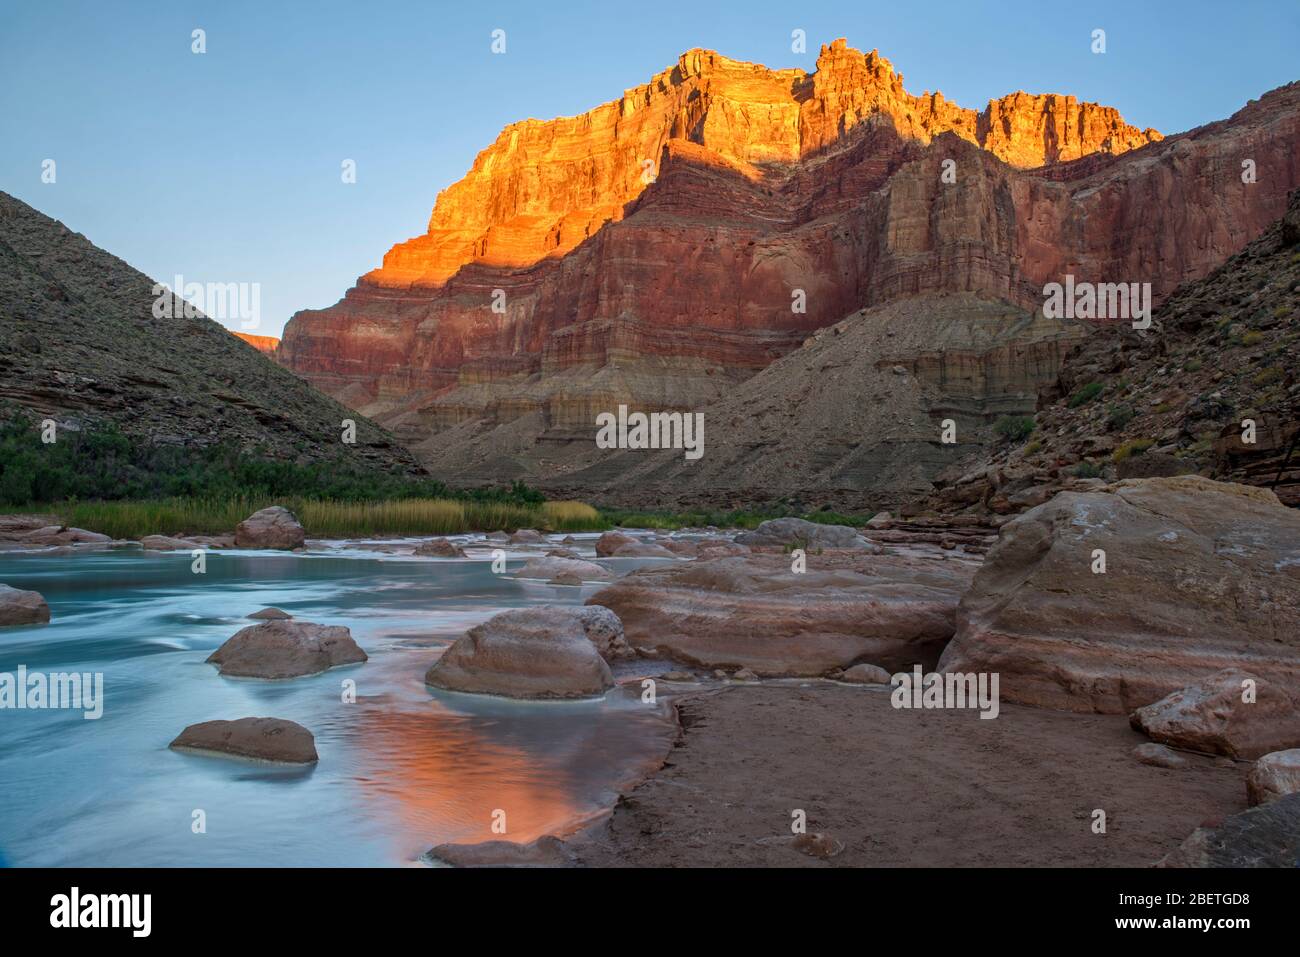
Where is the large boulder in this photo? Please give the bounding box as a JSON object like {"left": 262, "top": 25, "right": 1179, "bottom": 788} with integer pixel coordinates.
{"left": 736, "top": 517, "right": 873, "bottom": 550}
{"left": 1159, "top": 793, "right": 1300, "bottom": 867}
{"left": 595, "top": 531, "right": 637, "bottom": 556}
{"left": 610, "top": 542, "right": 677, "bottom": 559}
{"left": 509, "top": 528, "right": 545, "bottom": 545}
{"left": 169, "top": 717, "right": 318, "bottom": 764}
{"left": 938, "top": 477, "right": 1300, "bottom": 713}
{"left": 1247, "top": 750, "right": 1300, "bottom": 806}
{"left": 513, "top": 556, "right": 614, "bottom": 582}
{"left": 234, "top": 506, "right": 306, "bottom": 550}
{"left": 207, "top": 620, "right": 366, "bottom": 678}
{"left": 0, "top": 584, "right": 50, "bottom": 626}
{"left": 1129, "top": 669, "right": 1300, "bottom": 759}
{"left": 425, "top": 607, "right": 615, "bottom": 699}
{"left": 587, "top": 553, "right": 975, "bottom": 676}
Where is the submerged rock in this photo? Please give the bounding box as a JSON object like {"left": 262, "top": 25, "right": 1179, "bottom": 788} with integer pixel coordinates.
{"left": 513, "top": 556, "right": 614, "bottom": 582}
{"left": 594, "top": 531, "right": 637, "bottom": 556}
{"left": 1247, "top": 750, "right": 1300, "bottom": 806}
{"left": 939, "top": 477, "right": 1300, "bottom": 713}
{"left": 736, "top": 517, "right": 875, "bottom": 550}
{"left": 415, "top": 538, "right": 467, "bottom": 558}
{"left": 207, "top": 620, "right": 366, "bottom": 679}
{"left": 1129, "top": 669, "right": 1300, "bottom": 760}
{"left": 0, "top": 584, "right": 50, "bottom": 626}
{"left": 234, "top": 506, "right": 306, "bottom": 550}
{"left": 428, "top": 835, "right": 574, "bottom": 867}
{"left": 140, "top": 534, "right": 199, "bottom": 551}
{"left": 425, "top": 607, "right": 615, "bottom": 699}
{"left": 588, "top": 553, "right": 974, "bottom": 676}
{"left": 20, "top": 525, "right": 111, "bottom": 547}
{"left": 169, "top": 717, "right": 318, "bottom": 764}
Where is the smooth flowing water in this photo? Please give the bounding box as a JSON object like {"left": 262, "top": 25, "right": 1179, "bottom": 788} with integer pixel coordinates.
{"left": 0, "top": 537, "right": 674, "bottom": 866}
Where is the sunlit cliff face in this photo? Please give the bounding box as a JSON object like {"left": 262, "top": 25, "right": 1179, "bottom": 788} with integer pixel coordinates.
{"left": 364, "top": 39, "right": 1161, "bottom": 290}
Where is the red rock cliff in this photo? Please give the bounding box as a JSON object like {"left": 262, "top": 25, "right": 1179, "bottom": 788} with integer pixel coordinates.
{"left": 278, "top": 40, "right": 1297, "bottom": 488}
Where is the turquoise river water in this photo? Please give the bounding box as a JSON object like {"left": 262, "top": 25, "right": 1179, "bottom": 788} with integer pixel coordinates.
{"left": 0, "top": 536, "right": 674, "bottom": 866}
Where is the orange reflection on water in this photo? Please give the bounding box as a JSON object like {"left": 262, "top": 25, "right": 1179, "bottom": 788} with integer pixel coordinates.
{"left": 346, "top": 694, "right": 604, "bottom": 848}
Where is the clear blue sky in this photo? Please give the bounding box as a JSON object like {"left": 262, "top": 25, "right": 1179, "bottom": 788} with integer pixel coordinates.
{"left": 2, "top": 0, "right": 1296, "bottom": 337}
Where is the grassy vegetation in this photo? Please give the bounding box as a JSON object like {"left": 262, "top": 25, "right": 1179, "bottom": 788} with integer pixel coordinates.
{"left": 36, "top": 498, "right": 876, "bottom": 539}
{"left": 2, "top": 412, "right": 878, "bottom": 538}
{"left": 47, "top": 497, "right": 609, "bottom": 539}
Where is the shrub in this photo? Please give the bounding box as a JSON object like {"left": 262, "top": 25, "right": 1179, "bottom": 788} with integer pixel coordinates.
{"left": 993, "top": 415, "right": 1036, "bottom": 442}
{"left": 1105, "top": 403, "right": 1135, "bottom": 431}
{"left": 1112, "top": 438, "right": 1155, "bottom": 462}
{"left": 1071, "top": 461, "right": 1102, "bottom": 478}
{"left": 1253, "top": 366, "right": 1283, "bottom": 387}
{"left": 1068, "top": 382, "right": 1104, "bottom": 408}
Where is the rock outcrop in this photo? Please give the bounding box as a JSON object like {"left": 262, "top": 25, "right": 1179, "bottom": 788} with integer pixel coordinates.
{"left": 276, "top": 39, "right": 1299, "bottom": 506}
{"left": 207, "top": 620, "right": 367, "bottom": 679}
{"left": 1159, "top": 793, "right": 1300, "bottom": 867}
{"left": 234, "top": 506, "right": 306, "bottom": 550}
{"left": 169, "top": 717, "right": 318, "bottom": 764}
{"left": 919, "top": 185, "right": 1300, "bottom": 517}
{"left": 0, "top": 584, "right": 49, "bottom": 626}
{"left": 424, "top": 606, "right": 615, "bottom": 699}
{"left": 938, "top": 477, "right": 1300, "bottom": 713}
{"left": 588, "top": 552, "right": 975, "bottom": 675}
{"left": 1130, "top": 670, "right": 1300, "bottom": 760}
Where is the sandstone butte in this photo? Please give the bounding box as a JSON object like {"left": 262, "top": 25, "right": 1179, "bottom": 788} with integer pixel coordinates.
{"left": 276, "top": 39, "right": 1300, "bottom": 497}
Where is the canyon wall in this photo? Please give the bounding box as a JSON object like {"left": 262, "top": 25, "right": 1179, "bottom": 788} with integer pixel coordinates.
{"left": 278, "top": 39, "right": 1300, "bottom": 502}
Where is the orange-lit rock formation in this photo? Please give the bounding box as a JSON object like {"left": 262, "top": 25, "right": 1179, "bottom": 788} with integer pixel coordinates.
{"left": 278, "top": 39, "right": 1299, "bottom": 501}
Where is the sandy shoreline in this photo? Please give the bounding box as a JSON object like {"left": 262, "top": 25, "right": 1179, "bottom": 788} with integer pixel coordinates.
{"left": 563, "top": 681, "right": 1247, "bottom": 867}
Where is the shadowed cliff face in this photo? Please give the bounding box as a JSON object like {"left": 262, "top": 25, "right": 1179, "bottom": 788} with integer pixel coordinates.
{"left": 278, "top": 38, "right": 1300, "bottom": 503}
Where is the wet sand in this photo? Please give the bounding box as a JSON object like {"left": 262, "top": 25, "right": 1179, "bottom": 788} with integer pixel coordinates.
{"left": 568, "top": 681, "right": 1247, "bottom": 867}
